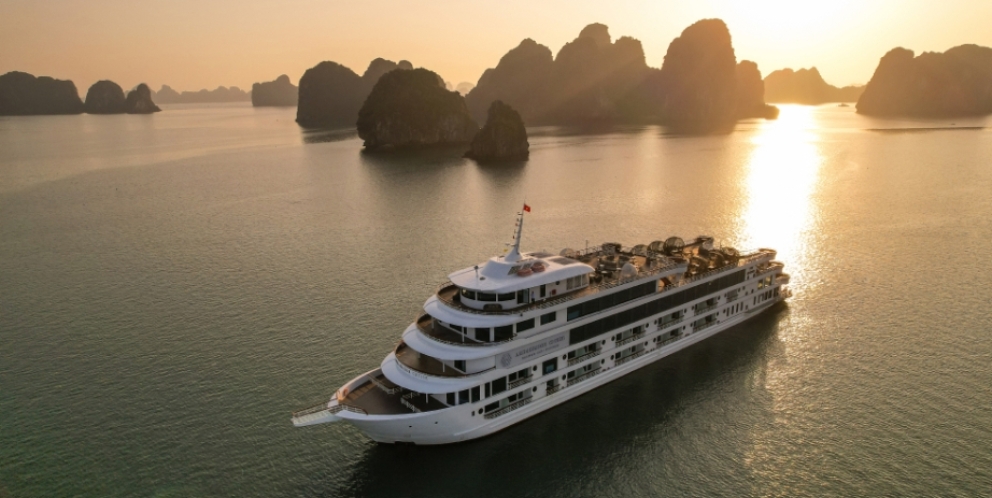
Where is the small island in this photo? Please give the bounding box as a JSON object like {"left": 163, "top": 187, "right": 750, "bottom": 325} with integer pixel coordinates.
{"left": 465, "top": 100, "right": 529, "bottom": 162}
{"left": 764, "top": 67, "right": 864, "bottom": 104}
{"left": 296, "top": 58, "right": 413, "bottom": 128}
{"left": 356, "top": 68, "right": 478, "bottom": 150}
{"left": 124, "top": 84, "right": 160, "bottom": 114}
{"left": 857, "top": 44, "right": 992, "bottom": 117}
{"left": 0, "top": 71, "right": 84, "bottom": 115}
{"left": 251, "top": 75, "right": 298, "bottom": 107}
{"left": 84, "top": 80, "right": 127, "bottom": 114}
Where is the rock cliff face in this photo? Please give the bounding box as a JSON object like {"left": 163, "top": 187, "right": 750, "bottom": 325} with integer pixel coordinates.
{"left": 0, "top": 71, "right": 84, "bottom": 116}
{"left": 764, "top": 67, "right": 863, "bottom": 104}
{"left": 465, "top": 100, "right": 528, "bottom": 161}
{"left": 543, "top": 24, "right": 651, "bottom": 123}
{"left": 736, "top": 61, "right": 779, "bottom": 119}
{"left": 465, "top": 38, "right": 554, "bottom": 123}
{"left": 251, "top": 75, "right": 297, "bottom": 107}
{"left": 657, "top": 19, "right": 738, "bottom": 126}
{"left": 857, "top": 45, "right": 992, "bottom": 116}
{"left": 357, "top": 68, "right": 478, "bottom": 150}
{"left": 84, "top": 80, "right": 127, "bottom": 114}
{"left": 124, "top": 84, "right": 161, "bottom": 114}
{"left": 296, "top": 58, "right": 412, "bottom": 128}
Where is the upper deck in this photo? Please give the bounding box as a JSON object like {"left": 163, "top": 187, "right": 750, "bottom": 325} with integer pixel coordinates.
{"left": 435, "top": 237, "right": 775, "bottom": 317}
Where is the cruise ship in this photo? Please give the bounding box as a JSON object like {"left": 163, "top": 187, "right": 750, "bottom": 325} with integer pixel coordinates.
{"left": 292, "top": 210, "right": 791, "bottom": 444}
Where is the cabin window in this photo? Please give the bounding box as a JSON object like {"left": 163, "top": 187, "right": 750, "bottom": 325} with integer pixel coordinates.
{"left": 458, "top": 390, "right": 469, "bottom": 404}
{"left": 541, "top": 312, "right": 556, "bottom": 325}
{"left": 475, "top": 327, "right": 490, "bottom": 342}
{"left": 494, "top": 325, "right": 513, "bottom": 341}
{"left": 478, "top": 292, "right": 497, "bottom": 302}
{"left": 540, "top": 284, "right": 546, "bottom": 298}
{"left": 446, "top": 392, "right": 455, "bottom": 405}
{"left": 454, "top": 360, "right": 466, "bottom": 372}
{"left": 543, "top": 358, "right": 558, "bottom": 375}
{"left": 497, "top": 292, "right": 515, "bottom": 302}
{"left": 485, "top": 383, "right": 490, "bottom": 398}
{"left": 460, "top": 288, "right": 476, "bottom": 300}
{"left": 516, "top": 290, "right": 529, "bottom": 304}
{"left": 516, "top": 318, "right": 535, "bottom": 333}
{"left": 491, "top": 377, "right": 507, "bottom": 395}
{"left": 508, "top": 368, "right": 529, "bottom": 382}
{"left": 471, "top": 386, "right": 480, "bottom": 402}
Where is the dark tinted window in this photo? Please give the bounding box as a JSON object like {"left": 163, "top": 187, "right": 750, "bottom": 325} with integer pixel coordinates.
{"left": 491, "top": 377, "right": 507, "bottom": 395}
{"left": 516, "top": 318, "right": 535, "bottom": 333}
{"left": 541, "top": 312, "right": 556, "bottom": 325}
{"left": 478, "top": 292, "right": 497, "bottom": 302}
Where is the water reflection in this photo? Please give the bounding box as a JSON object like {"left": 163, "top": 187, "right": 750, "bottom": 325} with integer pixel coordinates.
{"left": 739, "top": 105, "right": 823, "bottom": 288}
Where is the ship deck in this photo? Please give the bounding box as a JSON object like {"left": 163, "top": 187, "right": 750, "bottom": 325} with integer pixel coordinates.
{"left": 345, "top": 374, "right": 446, "bottom": 415}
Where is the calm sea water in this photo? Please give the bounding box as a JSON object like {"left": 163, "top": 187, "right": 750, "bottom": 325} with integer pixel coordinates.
{"left": 2, "top": 103, "right": 991, "bottom": 497}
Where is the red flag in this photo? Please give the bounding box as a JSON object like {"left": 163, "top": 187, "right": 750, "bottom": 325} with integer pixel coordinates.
{"left": 523, "top": 203, "right": 531, "bottom": 213}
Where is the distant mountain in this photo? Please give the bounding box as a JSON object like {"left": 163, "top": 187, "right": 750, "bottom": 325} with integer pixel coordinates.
{"left": 455, "top": 82, "right": 474, "bottom": 95}
{"left": 465, "top": 20, "right": 775, "bottom": 128}
{"left": 764, "top": 67, "right": 863, "bottom": 104}
{"left": 296, "top": 58, "right": 412, "bottom": 128}
{"left": 151, "top": 85, "right": 251, "bottom": 104}
{"left": 0, "top": 71, "right": 83, "bottom": 115}
{"left": 252, "top": 75, "right": 297, "bottom": 107}
{"left": 857, "top": 45, "right": 992, "bottom": 117}
{"left": 124, "top": 84, "right": 160, "bottom": 114}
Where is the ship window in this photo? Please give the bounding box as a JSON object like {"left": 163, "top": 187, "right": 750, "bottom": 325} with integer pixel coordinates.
{"left": 475, "top": 327, "right": 490, "bottom": 342}
{"left": 478, "top": 292, "right": 497, "bottom": 302}
{"left": 450, "top": 324, "right": 463, "bottom": 332}
{"left": 460, "top": 288, "right": 476, "bottom": 300}
{"left": 494, "top": 325, "right": 513, "bottom": 341}
{"left": 543, "top": 358, "right": 557, "bottom": 374}
{"left": 484, "top": 383, "right": 490, "bottom": 398}
{"left": 491, "top": 377, "right": 507, "bottom": 395}
{"left": 540, "top": 284, "right": 546, "bottom": 298}
{"left": 459, "top": 390, "right": 469, "bottom": 404}
{"left": 516, "top": 318, "right": 535, "bottom": 333}
{"left": 446, "top": 392, "right": 455, "bottom": 405}
{"left": 471, "top": 386, "right": 480, "bottom": 402}
{"left": 541, "top": 312, "right": 556, "bottom": 325}
{"left": 497, "top": 292, "right": 515, "bottom": 302}
{"left": 508, "top": 368, "right": 529, "bottom": 382}
{"left": 454, "top": 360, "right": 466, "bottom": 372}
{"left": 484, "top": 401, "right": 499, "bottom": 413}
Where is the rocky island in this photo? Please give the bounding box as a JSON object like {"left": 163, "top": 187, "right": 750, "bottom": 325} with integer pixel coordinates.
{"left": 0, "top": 71, "right": 84, "bottom": 115}
{"left": 84, "top": 80, "right": 127, "bottom": 114}
{"left": 764, "top": 67, "right": 864, "bottom": 104}
{"left": 356, "top": 68, "right": 478, "bottom": 150}
{"left": 296, "top": 58, "right": 413, "bottom": 128}
{"left": 465, "top": 100, "right": 529, "bottom": 162}
{"left": 465, "top": 20, "right": 777, "bottom": 129}
{"left": 124, "top": 84, "right": 161, "bottom": 114}
{"left": 251, "top": 75, "right": 297, "bottom": 107}
{"left": 857, "top": 44, "right": 992, "bottom": 117}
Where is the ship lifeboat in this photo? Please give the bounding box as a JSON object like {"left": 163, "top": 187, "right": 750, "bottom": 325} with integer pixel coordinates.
{"left": 517, "top": 267, "right": 534, "bottom": 277}
{"left": 531, "top": 262, "right": 546, "bottom": 273}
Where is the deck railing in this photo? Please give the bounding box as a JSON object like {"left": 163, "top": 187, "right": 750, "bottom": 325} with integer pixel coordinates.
{"left": 693, "top": 320, "right": 717, "bottom": 332}
{"left": 369, "top": 375, "right": 402, "bottom": 395}
{"left": 567, "top": 349, "right": 602, "bottom": 366}
{"left": 484, "top": 397, "right": 532, "bottom": 420}
{"left": 508, "top": 376, "right": 533, "bottom": 389}
{"left": 435, "top": 251, "right": 771, "bottom": 318}
{"left": 566, "top": 367, "right": 601, "bottom": 387}
{"left": 693, "top": 303, "right": 719, "bottom": 315}
{"left": 546, "top": 384, "right": 564, "bottom": 396}
{"left": 400, "top": 393, "right": 423, "bottom": 413}
{"left": 615, "top": 333, "right": 644, "bottom": 347}
{"left": 615, "top": 349, "right": 648, "bottom": 367}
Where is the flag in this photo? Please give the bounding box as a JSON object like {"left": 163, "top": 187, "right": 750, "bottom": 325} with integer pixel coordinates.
{"left": 523, "top": 203, "right": 531, "bottom": 213}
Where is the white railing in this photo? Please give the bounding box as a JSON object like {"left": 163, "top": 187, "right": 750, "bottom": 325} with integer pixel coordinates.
{"left": 566, "top": 368, "right": 601, "bottom": 387}
{"left": 567, "top": 349, "right": 602, "bottom": 366}
{"left": 484, "top": 397, "right": 532, "bottom": 419}
{"left": 400, "top": 394, "right": 423, "bottom": 413}
{"left": 615, "top": 349, "right": 647, "bottom": 367}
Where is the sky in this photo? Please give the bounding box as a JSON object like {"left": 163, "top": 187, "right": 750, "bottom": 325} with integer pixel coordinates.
{"left": 2, "top": 0, "right": 992, "bottom": 94}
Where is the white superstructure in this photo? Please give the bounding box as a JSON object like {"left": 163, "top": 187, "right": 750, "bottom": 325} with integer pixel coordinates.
{"left": 292, "top": 211, "right": 791, "bottom": 444}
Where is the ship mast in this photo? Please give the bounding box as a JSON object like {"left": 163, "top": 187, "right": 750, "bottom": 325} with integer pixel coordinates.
{"left": 504, "top": 210, "right": 525, "bottom": 263}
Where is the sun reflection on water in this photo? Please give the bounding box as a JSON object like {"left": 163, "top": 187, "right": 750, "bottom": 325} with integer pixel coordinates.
{"left": 739, "top": 105, "right": 823, "bottom": 287}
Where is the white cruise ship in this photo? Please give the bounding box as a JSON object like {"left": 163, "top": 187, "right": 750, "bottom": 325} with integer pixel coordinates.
{"left": 292, "top": 210, "right": 791, "bottom": 444}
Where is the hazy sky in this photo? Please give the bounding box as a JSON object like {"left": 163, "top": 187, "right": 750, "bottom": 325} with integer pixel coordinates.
{"left": 3, "top": 0, "right": 991, "bottom": 94}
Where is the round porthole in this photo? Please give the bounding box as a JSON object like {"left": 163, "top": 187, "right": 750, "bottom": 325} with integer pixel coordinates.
{"left": 601, "top": 360, "right": 605, "bottom": 364}
{"left": 532, "top": 387, "right": 537, "bottom": 392}
{"left": 533, "top": 366, "right": 537, "bottom": 371}
{"left": 562, "top": 355, "right": 567, "bottom": 360}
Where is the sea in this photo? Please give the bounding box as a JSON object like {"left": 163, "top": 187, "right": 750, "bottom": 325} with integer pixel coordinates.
{"left": 1, "top": 103, "right": 991, "bottom": 497}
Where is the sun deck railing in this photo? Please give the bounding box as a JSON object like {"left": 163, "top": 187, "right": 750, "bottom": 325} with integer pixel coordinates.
{"left": 435, "top": 250, "right": 772, "bottom": 317}
{"left": 615, "top": 349, "right": 648, "bottom": 367}
{"left": 566, "top": 367, "right": 601, "bottom": 387}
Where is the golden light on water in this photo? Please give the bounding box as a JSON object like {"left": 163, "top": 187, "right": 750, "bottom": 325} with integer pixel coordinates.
{"left": 739, "top": 105, "right": 823, "bottom": 284}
